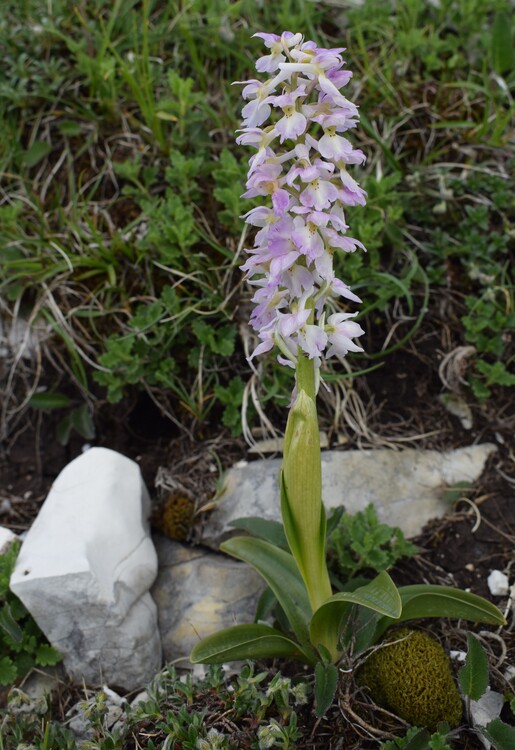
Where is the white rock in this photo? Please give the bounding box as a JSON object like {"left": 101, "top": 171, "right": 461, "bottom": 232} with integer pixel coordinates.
{"left": 151, "top": 535, "right": 265, "bottom": 663}
{"left": 10, "top": 447, "right": 162, "bottom": 689}
{"left": 204, "top": 444, "right": 496, "bottom": 546}
{"left": 470, "top": 688, "right": 504, "bottom": 749}
{"left": 487, "top": 570, "right": 509, "bottom": 597}
{"left": 0, "top": 526, "right": 17, "bottom": 555}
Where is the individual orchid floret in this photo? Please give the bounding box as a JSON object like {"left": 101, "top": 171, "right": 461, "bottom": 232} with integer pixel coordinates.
{"left": 325, "top": 312, "right": 365, "bottom": 358}
{"left": 253, "top": 32, "right": 303, "bottom": 73}
{"left": 271, "top": 87, "right": 307, "bottom": 142}
{"left": 242, "top": 162, "right": 291, "bottom": 215}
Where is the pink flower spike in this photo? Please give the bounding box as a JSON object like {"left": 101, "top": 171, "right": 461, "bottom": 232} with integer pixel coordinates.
{"left": 236, "top": 31, "right": 367, "bottom": 368}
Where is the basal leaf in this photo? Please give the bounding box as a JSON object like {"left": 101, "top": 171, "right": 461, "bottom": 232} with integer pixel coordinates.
{"left": 397, "top": 586, "right": 506, "bottom": 625}
{"left": 310, "top": 571, "right": 401, "bottom": 662}
{"left": 228, "top": 517, "right": 288, "bottom": 551}
{"left": 190, "top": 623, "right": 312, "bottom": 664}
{"left": 373, "top": 585, "right": 506, "bottom": 643}
{"left": 221, "top": 536, "right": 314, "bottom": 656}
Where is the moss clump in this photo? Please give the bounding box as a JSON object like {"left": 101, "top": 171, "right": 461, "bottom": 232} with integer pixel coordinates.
{"left": 357, "top": 628, "right": 462, "bottom": 730}
{"left": 153, "top": 495, "right": 195, "bottom": 541}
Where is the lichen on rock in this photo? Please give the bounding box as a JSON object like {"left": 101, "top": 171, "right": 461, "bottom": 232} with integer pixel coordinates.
{"left": 357, "top": 628, "right": 462, "bottom": 730}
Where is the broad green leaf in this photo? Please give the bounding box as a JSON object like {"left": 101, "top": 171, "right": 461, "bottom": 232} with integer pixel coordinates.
{"left": 314, "top": 661, "right": 338, "bottom": 718}
{"left": 28, "top": 392, "right": 71, "bottom": 410}
{"left": 309, "top": 571, "right": 401, "bottom": 662}
{"left": 344, "top": 607, "right": 383, "bottom": 655}
{"left": 458, "top": 633, "right": 489, "bottom": 700}
{"left": 221, "top": 536, "right": 314, "bottom": 656}
{"left": 229, "top": 517, "right": 288, "bottom": 551}
{"left": 23, "top": 140, "right": 51, "bottom": 167}
{"left": 397, "top": 586, "right": 506, "bottom": 626}
{"left": 190, "top": 624, "right": 312, "bottom": 664}
{"left": 373, "top": 585, "right": 506, "bottom": 643}
{"left": 482, "top": 718, "right": 515, "bottom": 750}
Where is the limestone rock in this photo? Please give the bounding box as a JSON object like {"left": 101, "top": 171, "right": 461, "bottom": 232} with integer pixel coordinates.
{"left": 203, "top": 444, "right": 496, "bottom": 547}
{"left": 151, "top": 534, "right": 265, "bottom": 663}
{"left": 10, "top": 447, "right": 162, "bottom": 689}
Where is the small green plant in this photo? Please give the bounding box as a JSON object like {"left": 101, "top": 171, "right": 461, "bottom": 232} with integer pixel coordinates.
{"left": 380, "top": 725, "right": 453, "bottom": 750}
{"left": 327, "top": 503, "right": 419, "bottom": 580}
{"left": 28, "top": 392, "right": 95, "bottom": 446}
{"left": 0, "top": 540, "right": 61, "bottom": 686}
{"left": 458, "top": 633, "right": 515, "bottom": 750}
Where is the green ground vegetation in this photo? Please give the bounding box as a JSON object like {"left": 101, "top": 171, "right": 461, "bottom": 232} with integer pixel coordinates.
{"left": 0, "top": 0, "right": 513, "bottom": 441}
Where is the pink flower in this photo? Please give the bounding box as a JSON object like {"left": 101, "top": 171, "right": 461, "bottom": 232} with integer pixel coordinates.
{"left": 325, "top": 313, "right": 365, "bottom": 358}
{"left": 236, "top": 32, "right": 367, "bottom": 369}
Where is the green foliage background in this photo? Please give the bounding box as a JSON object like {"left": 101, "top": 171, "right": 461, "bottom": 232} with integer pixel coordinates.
{"left": 0, "top": 0, "right": 513, "bottom": 438}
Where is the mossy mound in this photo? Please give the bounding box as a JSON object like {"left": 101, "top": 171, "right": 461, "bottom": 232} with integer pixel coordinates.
{"left": 357, "top": 628, "right": 462, "bottom": 730}
{"left": 153, "top": 495, "right": 195, "bottom": 541}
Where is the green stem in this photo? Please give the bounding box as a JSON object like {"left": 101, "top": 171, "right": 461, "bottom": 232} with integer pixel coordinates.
{"left": 281, "top": 347, "right": 332, "bottom": 615}
{"left": 296, "top": 349, "right": 316, "bottom": 401}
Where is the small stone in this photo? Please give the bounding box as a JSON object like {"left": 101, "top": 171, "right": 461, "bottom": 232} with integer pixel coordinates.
{"left": 130, "top": 690, "right": 150, "bottom": 708}
{"left": 470, "top": 688, "right": 504, "bottom": 728}
{"left": 439, "top": 393, "right": 473, "bottom": 430}
{"left": 504, "top": 665, "right": 515, "bottom": 682}
{"left": 487, "top": 570, "right": 509, "bottom": 596}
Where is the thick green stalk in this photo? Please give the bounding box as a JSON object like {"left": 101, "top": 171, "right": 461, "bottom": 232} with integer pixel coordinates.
{"left": 281, "top": 353, "right": 332, "bottom": 613}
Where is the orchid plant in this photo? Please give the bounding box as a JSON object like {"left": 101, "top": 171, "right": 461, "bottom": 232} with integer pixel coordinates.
{"left": 190, "top": 32, "right": 505, "bottom": 715}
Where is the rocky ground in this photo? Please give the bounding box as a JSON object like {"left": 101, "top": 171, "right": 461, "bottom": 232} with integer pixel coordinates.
{"left": 0, "top": 335, "right": 514, "bottom": 748}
